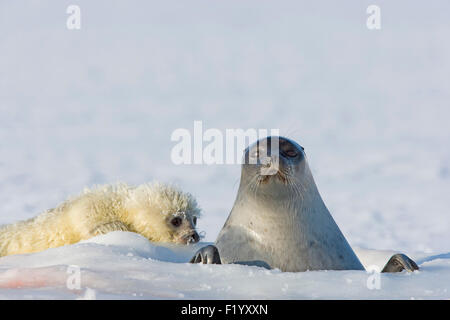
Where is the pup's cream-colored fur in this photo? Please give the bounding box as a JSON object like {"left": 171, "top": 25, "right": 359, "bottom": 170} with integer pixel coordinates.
{"left": 0, "top": 183, "right": 201, "bottom": 257}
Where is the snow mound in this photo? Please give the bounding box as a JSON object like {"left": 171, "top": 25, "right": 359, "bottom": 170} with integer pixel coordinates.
{"left": 0, "top": 232, "right": 448, "bottom": 299}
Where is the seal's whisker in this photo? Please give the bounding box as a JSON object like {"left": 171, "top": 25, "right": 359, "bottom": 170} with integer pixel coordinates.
{"left": 283, "top": 169, "right": 305, "bottom": 202}
{"left": 287, "top": 177, "right": 303, "bottom": 202}
{"left": 244, "top": 174, "right": 260, "bottom": 198}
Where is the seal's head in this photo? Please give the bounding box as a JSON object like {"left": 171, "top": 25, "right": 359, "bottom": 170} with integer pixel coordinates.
{"left": 125, "top": 183, "right": 201, "bottom": 245}
{"left": 165, "top": 211, "right": 200, "bottom": 245}
{"left": 241, "top": 136, "right": 307, "bottom": 197}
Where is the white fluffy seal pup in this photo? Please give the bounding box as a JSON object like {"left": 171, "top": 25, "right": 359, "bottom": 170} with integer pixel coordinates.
{"left": 0, "top": 182, "right": 201, "bottom": 257}
{"left": 191, "top": 136, "right": 418, "bottom": 273}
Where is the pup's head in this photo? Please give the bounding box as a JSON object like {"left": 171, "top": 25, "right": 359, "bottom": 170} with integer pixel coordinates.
{"left": 125, "top": 183, "right": 201, "bottom": 245}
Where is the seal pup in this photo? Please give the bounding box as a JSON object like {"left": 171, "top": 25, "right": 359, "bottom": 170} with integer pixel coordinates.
{"left": 190, "top": 136, "right": 418, "bottom": 273}
{"left": 0, "top": 182, "right": 201, "bottom": 257}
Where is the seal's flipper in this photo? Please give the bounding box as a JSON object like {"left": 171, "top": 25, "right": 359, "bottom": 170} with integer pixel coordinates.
{"left": 381, "top": 253, "right": 419, "bottom": 273}
{"left": 189, "top": 245, "right": 222, "bottom": 264}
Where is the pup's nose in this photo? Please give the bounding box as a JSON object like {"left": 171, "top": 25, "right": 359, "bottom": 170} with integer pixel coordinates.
{"left": 188, "top": 232, "right": 200, "bottom": 244}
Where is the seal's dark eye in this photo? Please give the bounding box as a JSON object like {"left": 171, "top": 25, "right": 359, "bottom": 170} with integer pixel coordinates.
{"left": 284, "top": 150, "right": 297, "bottom": 157}
{"left": 171, "top": 217, "right": 182, "bottom": 227}
{"left": 193, "top": 216, "right": 197, "bottom": 226}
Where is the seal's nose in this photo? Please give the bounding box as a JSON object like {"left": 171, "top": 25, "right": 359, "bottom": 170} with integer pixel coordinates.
{"left": 260, "top": 154, "right": 280, "bottom": 176}
{"left": 187, "top": 232, "right": 200, "bottom": 244}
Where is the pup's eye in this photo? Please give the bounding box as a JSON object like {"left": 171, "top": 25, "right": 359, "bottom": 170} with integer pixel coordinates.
{"left": 171, "top": 217, "right": 182, "bottom": 227}
{"left": 193, "top": 216, "right": 197, "bottom": 226}
{"left": 284, "top": 150, "right": 297, "bottom": 157}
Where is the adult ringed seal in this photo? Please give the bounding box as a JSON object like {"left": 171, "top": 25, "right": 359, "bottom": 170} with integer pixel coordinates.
{"left": 190, "top": 136, "right": 418, "bottom": 273}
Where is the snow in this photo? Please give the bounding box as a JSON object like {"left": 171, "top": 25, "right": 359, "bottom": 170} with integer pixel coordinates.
{"left": 0, "top": 1, "right": 449, "bottom": 299}
{"left": 0, "top": 232, "right": 448, "bottom": 299}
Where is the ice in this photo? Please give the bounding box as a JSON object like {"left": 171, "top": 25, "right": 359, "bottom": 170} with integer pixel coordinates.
{"left": 0, "top": 232, "right": 448, "bottom": 299}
